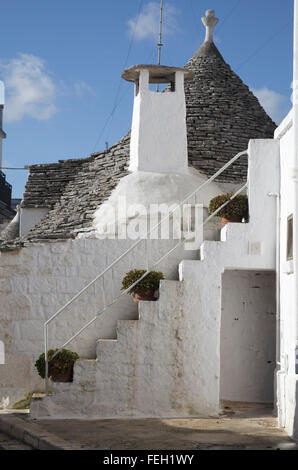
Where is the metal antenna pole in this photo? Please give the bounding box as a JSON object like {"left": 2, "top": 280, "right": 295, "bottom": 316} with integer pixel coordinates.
{"left": 157, "top": 0, "right": 164, "bottom": 92}
{"left": 158, "top": 0, "right": 164, "bottom": 65}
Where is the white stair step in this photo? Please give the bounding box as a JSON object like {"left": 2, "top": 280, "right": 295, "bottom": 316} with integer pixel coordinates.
{"left": 96, "top": 339, "right": 118, "bottom": 359}
{"left": 72, "top": 358, "right": 97, "bottom": 387}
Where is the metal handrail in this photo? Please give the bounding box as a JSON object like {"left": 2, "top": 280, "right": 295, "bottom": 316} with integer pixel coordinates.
{"left": 44, "top": 150, "right": 248, "bottom": 394}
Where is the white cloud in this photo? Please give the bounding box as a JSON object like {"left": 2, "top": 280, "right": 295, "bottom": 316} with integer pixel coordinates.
{"left": 127, "top": 2, "right": 180, "bottom": 40}
{"left": 74, "top": 80, "right": 96, "bottom": 97}
{"left": 253, "top": 86, "right": 291, "bottom": 124}
{"left": 0, "top": 53, "right": 56, "bottom": 122}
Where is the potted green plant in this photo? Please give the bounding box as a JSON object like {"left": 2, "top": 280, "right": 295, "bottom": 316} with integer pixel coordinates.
{"left": 209, "top": 193, "right": 248, "bottom": 227}
{"left": 35, "top": 349, "right": 79, "bottom": 383}
{"left": 121, "top": 269, "right": 164, "bottom": 302}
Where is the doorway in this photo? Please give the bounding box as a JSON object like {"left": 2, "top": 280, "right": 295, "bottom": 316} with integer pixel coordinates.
{"left": 220, "top": 270, "right": 276, "bottom": 404}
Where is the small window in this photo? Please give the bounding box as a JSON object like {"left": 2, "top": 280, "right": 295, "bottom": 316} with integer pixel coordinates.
{"left": 148, "top": 83, "right": 173, "bottom": 93}
{"left": 287, "top": 215, "right": 293, "bottom": 261}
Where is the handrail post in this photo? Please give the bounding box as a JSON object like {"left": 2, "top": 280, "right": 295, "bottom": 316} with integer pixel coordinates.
{"left": 44, "top": 323, "right": 49, "bottom": 396}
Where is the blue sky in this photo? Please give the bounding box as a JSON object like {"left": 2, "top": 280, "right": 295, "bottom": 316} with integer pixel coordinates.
{"left": 0, "top": 0, "right": 294, "bottom": 198}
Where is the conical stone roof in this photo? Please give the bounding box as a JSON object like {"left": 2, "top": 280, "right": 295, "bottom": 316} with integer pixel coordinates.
{"left": 184, "top": 36, "right": 276, "bottom": 182}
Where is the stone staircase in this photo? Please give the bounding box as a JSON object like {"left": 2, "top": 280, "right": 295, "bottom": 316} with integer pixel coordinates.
{"left": 30, "top": 139, "right": 280, "bottom": 419}
{"left": 31, "top": 279, "right": 216, "bottom": 418}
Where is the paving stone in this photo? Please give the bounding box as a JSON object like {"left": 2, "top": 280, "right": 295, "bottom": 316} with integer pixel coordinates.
{"left": 0, "top": 431, "right": 33, "bottom": 450}
{"left": 1, "top": 404, "right": 297, "bottom": 451}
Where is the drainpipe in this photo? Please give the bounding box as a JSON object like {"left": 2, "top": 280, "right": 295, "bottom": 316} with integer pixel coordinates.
{"left": 293, "top": 0, "right": 298, "bottom": 374}
{"left": 268, "top": 193, "right": 281, "bottom": 369}
{"left": 269, "top": 192, "right": 282, "bottom": 419}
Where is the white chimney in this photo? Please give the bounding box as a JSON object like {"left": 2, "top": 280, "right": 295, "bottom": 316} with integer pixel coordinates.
{"left": 0, "top": 81, "right": 6, "bottom": 171}
{"left": 122, "top": 65, "right": 194, "bottom": 175}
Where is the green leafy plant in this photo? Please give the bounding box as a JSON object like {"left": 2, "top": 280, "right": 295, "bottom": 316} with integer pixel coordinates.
{"left": 209, "top": 193, "right": 248, "bottom": 220}
{"left": 13, "top": 392, "right": 34, "bottom": 410}
{"left": 121, "top": 269, "right": 164, "bottom": 296}
{"left": 35, "top": 349, "right": 79, "bottom": 379}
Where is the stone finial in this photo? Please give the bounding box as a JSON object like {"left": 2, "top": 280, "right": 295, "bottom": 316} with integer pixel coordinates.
{"left": 202, "top": 9, "right": 218, "bottom": 43}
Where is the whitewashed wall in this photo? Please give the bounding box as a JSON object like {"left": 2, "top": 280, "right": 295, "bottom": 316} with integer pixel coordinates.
{"left": 0, "top": 138, "right": 284, "bottom": 417}
{"left": 129, "top": 70, "right": 188, "bottom": 174}
{"left": 275, "top": 110, "right": 298, "bottom": 439}
{"left": 179, "top": 139, "right": 280, "bottom": 415}
{"left": 0, "top": 238, "right": 197, "bottom": 408}
{"left": 21, "top": 138, "right": 281, "bottom": 420}
{"left": 19, "top": 207, "right": 49, "bottom": 237}
{"left": 31, "top": 279, "right": 222, "bottom": 419}
{"left": 221, "top": 270, "right": 276, "bottom": 403}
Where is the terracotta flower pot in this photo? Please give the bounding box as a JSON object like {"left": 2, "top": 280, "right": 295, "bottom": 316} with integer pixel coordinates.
{"left": 133, "top": 288, "right": 156, "bottom": 302}
{"left": 221, "top": 216, "right": 242, "bottom": 227}
{"left": 50, "top": 362, "right": 75, "bottom": 382}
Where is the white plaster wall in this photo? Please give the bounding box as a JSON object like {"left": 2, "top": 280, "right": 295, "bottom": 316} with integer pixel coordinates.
{"left": 31, "top": 281, "right": 221, "bottom": 419}
{"left": 30, "top": 139, "right": 280, "bottom": 420}
{"left": 275, "top": 110, "right": 298, "bottom": 438}
{"left": 179, "top": 139, "right": 280, "bottom": 413}
{"left": 92, "top": 168, "right": 222, "bottom": 238}
{"left": 221, "top": 270, "right": 276, "bottom": 403}
{"left": 20, "top": 207, "right": 49, "bottom": 237}
{"left": 276, "top": 113, "right": 295, "bottom": 374}
{"left": 0, "top": 237, "right": 197, "bottom": 408}
{"left": 1, "top": 139, "right": 282, "bottom": 417}
{"left": 130, "top": 70, "right": 188, "bottom": 174}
